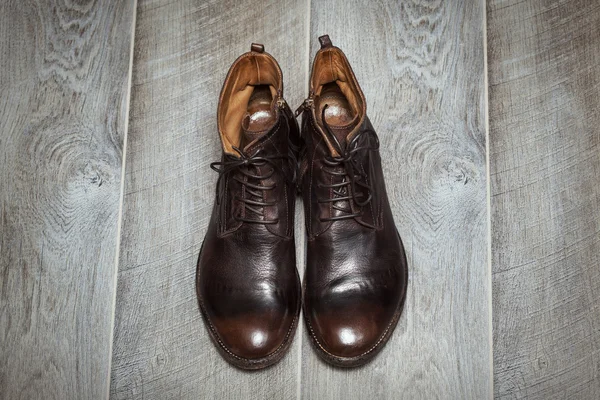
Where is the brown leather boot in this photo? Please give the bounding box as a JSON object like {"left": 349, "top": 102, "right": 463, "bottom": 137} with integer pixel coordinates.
{"left": 196, "top": 44, "right": 301, "bottom": 370}
{"left": 297, "top": 35, "right": 408, "bottom": 367}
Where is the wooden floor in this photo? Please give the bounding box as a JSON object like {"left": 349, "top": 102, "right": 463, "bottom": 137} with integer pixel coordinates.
{"left": 0, "top": 1, "right": 135, "bottom": 399}
{"left": 488, "top": 1, "right": 600, "bottom": 399}
{"left": 0, "top": 1, "right": 598, "bottom": 399}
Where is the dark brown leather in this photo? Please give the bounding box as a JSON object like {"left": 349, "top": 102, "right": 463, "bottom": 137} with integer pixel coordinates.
{"left": 196, "top": 45, "right": 301, "bottom": 370}
{"left": 298, "top": 35, "right": 408, "bottom": 367}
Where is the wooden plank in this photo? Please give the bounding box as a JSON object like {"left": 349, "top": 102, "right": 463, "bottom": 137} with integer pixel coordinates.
{"left": 301, "top": 1, "right": 491, "bottom": 398}
{"left": 108, "top": 1, "right": 308, "bottom": 398}
{"left": 488, "top": 0, "right": 600, "bottom": 398}
{"left": 0, "top": 1, "right": 135, "bottom": 399}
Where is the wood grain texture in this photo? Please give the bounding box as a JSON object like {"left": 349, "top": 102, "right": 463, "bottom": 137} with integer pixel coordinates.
{"left": 302, "top": 1, "right": 491, "bottom": 399}
{"left": 108, "top": 0, "right": 308, "bottom": 398}
{"left": 488, "top": 0, "right": 600, "bottom": 398}
{"left": 0, "top": 0, "right": 135, "bottom": 399}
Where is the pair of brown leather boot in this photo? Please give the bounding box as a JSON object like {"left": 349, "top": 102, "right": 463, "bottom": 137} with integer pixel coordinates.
{"left": 196, "top": 35, "right": 408, "bottom": 370}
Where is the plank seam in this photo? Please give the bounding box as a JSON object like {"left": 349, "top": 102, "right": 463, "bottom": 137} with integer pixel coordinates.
{"left": 297, "top": 0, "right": 311, "bottom": 398}
{"left": 105, "top": 1, "right": 138, "bottom": 398}
{"left": 482, "top": 0, "right": 494, "bottom": 397}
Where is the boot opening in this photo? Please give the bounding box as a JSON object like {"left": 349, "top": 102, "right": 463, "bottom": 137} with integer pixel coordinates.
{"left": 310, "top": 47, "right": 365, "bottom": 143}
{"left": 218, "top": 53, "right": 281, "bottom": 154}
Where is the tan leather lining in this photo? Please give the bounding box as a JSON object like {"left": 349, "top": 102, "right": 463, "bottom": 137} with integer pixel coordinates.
{"left": 310, "top": 47, "right": 366, "bottom": 154}
{"left": 311, "top": 48, "right": 364, "bottom": 119}
{"left": 218, "top": 52, "right": 282, "bottom": 154}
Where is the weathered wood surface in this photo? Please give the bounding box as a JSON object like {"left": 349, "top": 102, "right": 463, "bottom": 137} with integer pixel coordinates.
{"left": 108, "top": 0, "right": 308, "bottom": 398}
{"left": 488, "top": 0, "right": 600, "bottom": 398}
{"left": 0, "top": 0, "right": 135, "bottom": 399}
{"left": 301, "top": 1, "right": 491, "bottom": 399}
{"left": 8, "top": 0, "right": 598, "bottom": 398}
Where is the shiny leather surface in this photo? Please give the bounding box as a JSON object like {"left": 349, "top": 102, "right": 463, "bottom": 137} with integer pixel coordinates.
{"left": 299, "top": 38, "right": 408, "bottom": 367}
{"left": 196, "top": 48, "right": 301, "bottom": 369}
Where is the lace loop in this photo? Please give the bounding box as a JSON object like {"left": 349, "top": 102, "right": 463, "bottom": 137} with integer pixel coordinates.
{"left": 210, "top": 145, "right": 294, "bottom": 225}
{"left": 318, "top": 108, "right": 379, "bottom": 223}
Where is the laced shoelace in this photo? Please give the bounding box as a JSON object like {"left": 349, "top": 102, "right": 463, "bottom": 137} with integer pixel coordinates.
{"left": 317, "top": 107, "right": 380, "bottom": 222}
{"left": 210, "top": 146, "right": 295, "bottom": 225}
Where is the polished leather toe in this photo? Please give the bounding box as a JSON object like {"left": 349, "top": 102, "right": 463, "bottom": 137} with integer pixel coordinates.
{"left": 198, "top": 235, "right": 300, "bottom": 366}
{"left": 305, "top": 258, "right": 404, "bottom": 361}
{"left": 207, "top": 297, "right": 294, "bottom": 359}
{"left": 198, "top": 225, "right": 301, "bottom": 368}
{"left": 308, "top": 298, "right": 394, "bottom": 358}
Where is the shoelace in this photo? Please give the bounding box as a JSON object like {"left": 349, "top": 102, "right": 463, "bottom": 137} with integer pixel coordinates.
{"left": 317, "top": 107, "right": 380, "bottom": 222}
{"left": 210, "top": 146, "right": 295, "bottom": 225}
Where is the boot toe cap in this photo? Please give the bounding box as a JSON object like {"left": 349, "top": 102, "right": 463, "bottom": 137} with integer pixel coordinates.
{"left": 200, "top": 287, "right": 298, "bottom": 362}
{"left": 309, "top": 302, "right": 391, "bottom": 359}
{"left": 213, "top": 316, "right": 289, "bottom": 360}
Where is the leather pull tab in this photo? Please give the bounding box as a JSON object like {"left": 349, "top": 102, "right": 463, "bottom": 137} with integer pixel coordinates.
{"left": 251, "top": 43, "right": 264, "bottom": 53}
{"left": 318, "top": 35, "right": 332, "bottom": 49}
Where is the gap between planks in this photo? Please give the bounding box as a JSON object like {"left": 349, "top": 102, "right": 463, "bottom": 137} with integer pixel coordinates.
{"left": 105, "top": 1, "right": 138, "bottom": 399}
{"left": 296, "top": 0, "right": 312, "bottom": 398}
{"left": 482, "top": 0, "right": 494, "bottom": 398}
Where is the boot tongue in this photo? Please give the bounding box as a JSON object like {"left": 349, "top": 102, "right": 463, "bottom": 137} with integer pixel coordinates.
{"left": 240, "top": 112, "right": 275, "bottom": 150}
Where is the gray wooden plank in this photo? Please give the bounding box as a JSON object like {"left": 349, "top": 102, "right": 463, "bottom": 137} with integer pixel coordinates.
{"left": 488, "top": 0, "right": 600, "bottom": 398}
{"left": 108, "top": 0, "right": 308, "bottom": 398}
{"left": 301, "top": 1, "right": 491, "bottom": 399}
{"left": 0, "top": 0, "right": 136, "bottom": 399}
